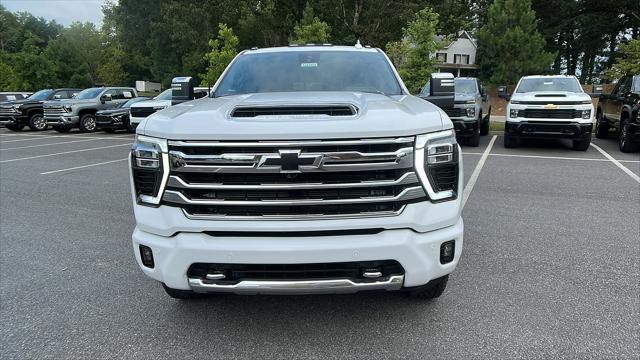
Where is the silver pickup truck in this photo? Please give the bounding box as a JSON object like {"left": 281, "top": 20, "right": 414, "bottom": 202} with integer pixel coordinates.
{"left": 44, "top": 86, "right": 138, "bottom": 132}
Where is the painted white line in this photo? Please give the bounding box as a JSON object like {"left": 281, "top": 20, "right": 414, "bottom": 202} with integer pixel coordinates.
{"left": 462, "top": 135, "right": 496, "bottom": 209}
{"left": 40, "top": 158, "right": 128, "bottom": 175}
{"left": 0, "top": 143, "right": 131, "bottom": 163}
{"left": 2, "top": 137, "right": 115, "bottom": 150}
{"left": 590, "top": 143, "right": 640, "bottom": 183}
{"left": 0, "top": 133, "right": 134, "bottom": 143}
{"left": 463, "top": 152, "right": 640, "bottom": 163}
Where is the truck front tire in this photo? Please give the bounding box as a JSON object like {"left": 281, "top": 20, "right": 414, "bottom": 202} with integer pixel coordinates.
{"left": 595, "top": 111, "right": 608, "bottom": 138}
{"left": 405, "top": 275, "right": 448, "bottom": 299}
{"left": 504, "top": 133, "right": 518, "bottom": 148}
{"left": 619, "top": 120, "right": 639, "bottom": 153}
{"left": 79, "top": 114, "right": 97, "bottom": 133}
{"left": 28, "top": 113, "right": 47, "bottom": 131}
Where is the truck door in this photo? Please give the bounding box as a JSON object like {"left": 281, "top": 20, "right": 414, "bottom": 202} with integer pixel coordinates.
{"left": 607, "top": 76, "right": 631, "bottom": 123}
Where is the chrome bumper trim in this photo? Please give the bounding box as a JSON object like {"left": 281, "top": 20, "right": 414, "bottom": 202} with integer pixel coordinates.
{"left": 188, "top": 275, "right": 404, "bottom": 294}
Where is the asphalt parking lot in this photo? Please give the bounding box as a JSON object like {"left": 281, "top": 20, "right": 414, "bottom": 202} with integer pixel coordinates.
{"left": 0, "top": 128, "right": 638, "bottom": 359}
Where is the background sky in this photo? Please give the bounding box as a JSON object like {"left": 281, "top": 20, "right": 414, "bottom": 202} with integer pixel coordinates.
{"left": 1, "top": 0, "right": 105, "bottom": 26}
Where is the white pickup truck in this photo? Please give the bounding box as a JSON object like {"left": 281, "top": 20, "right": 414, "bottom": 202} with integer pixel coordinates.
{"left": 130, "top": 45, "right": 464, "bottom": 300}
{"left": 499, "top": 75, "right": 594, "bottom": 150}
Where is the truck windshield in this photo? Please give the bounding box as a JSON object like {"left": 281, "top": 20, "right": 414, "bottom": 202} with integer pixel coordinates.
{"left": 516, "top": 77, "right": 582, "bottom": 93}
{"left": 214, "top": 50, "right": 403, "bottom": 97}
{"left": 454, "top": 79, "right": 476, "bottom": 95}
{"left": 121, "top": 97, "right": 147, "bottom": 108}
{"left": 75, "top": 87, "right": 103, "bottom": 99}
{"left": 28, "top": 90, "right": 54, "bottom": 100}
{"left": 154, "top": 89, "right": 172, "bottom": 100}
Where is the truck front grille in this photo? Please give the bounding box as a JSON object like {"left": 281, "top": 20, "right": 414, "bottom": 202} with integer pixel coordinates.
{"left": 130, "top": 107, "right": 157, "bottom": 118}
{"left": 162, "top": 137, "right": 426, "bottom": 219}
{"left": 43, "top": 106, "right": 66, "bottom": 117}
{"left": 444, "top": 108, "right": 463, "bottom": 118}
{"left": 517, "top": 109, "right": 581, "bottom": 119}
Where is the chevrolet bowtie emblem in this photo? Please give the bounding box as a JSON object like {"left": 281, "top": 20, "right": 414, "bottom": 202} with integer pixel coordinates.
{"left": 544, "top": 103, "right": 557, "bottom": 109}
{"left": 258, "top": 150, "right": 322, "bottom": 173}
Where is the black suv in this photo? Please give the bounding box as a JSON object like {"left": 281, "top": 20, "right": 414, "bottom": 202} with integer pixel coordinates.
{"left": 0, "top": 88, "right": 80, "bottom": 131}
{"left": 595, "top": 74, "right": 640, "bottom": 152}
{"left": 95, "top": 96, "right": 149, "bottom": 133}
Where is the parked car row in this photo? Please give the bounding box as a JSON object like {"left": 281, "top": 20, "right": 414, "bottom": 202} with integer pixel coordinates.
{"left": 0, "top": 85, "right": 211, "bottom": 134}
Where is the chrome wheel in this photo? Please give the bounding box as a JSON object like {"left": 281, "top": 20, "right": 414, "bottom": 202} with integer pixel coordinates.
{"left": 32, "top": 115, "right": 46, "bottom": 130}
{"left": 83, "top": 117, "right": 96, "bottom": 131}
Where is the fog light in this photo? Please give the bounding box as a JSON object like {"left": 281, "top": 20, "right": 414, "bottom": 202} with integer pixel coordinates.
{"left": 440, "top": 240, "right": 455, "bottom": 264}
{"left": 139, "top": 245, "right": 155, "bottom": 268}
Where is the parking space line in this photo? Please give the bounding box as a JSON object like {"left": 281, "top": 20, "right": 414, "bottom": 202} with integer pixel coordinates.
{"left": 462, "top": 135, "right": 497, "bottom": 209}
{"left": 0, "top": 133, "right": 134, "bottom": 143}
{"left": 1, "top": 137, "right": 128, "bottom": 150}
{"left": 0, "top": 143, "right": 131, "bottom": 163}
{"left": 462, "top": 152, "right": 640, "bottom": 163}
{"left": 590, "top": 143, "right": 640, "bottom": 183}
{"left": 40, "top": 158, "right": 128, "bottom": 175}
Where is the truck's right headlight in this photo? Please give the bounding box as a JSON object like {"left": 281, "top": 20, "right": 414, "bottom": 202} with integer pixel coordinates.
{"left": 415, "top": 130, "right": 459, "bottom": 201}
{"left": 130, "top": 135, "right": 169, "bottom": 206}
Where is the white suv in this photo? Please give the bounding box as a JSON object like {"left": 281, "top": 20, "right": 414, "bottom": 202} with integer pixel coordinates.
{"left": 129, "top": 45, "right": 464, "bottom": 299}
{"left": 499, "top": 75, "right": 594, "bottom": 150}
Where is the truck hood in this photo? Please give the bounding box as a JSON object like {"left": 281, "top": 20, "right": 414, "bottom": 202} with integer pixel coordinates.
{"left": 511, "top": 91, "right": 592, "bottom": 103}
{"left": 131, "top": 99, "right": 172, "bottom": 108}
{"left": 43, "top": 98, "right": 96, "bottom": 107}
{"left": 140, "top": 92, "right": 447, "bottom": 140}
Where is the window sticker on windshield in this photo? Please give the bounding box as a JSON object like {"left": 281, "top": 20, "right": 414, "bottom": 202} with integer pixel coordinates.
{"left": 300, "top": 62, "right": 318, "bottom": 68}
{"left": 544, "top": 81, "right": 553, "bottom": 85}
{"left": 123, "top": 91, "right": 133, "bottom": 98}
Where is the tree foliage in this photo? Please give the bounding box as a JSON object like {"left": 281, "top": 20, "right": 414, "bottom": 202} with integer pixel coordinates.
{"left": 606, "top": 39, "right": 640, "bottom": 80}
{"left": 476, "top": 0, "right": 555, "bottom": 85}
{"left": 290, "top": 3, "right": 331, "bottom": 45}
{"left": 200, "top": 24, "right": 239, "bottom": 87}
{"left": 387, "top": 7, "right": 440, "bottom": 93}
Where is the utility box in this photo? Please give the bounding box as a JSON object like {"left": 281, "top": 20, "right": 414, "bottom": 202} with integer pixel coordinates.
{"left": 420, "top": 73, "right": 455, "bottom": 110}
{"left": 135, "top": 81, "right": 162, "bottom": 93}
{"left": 171, "top": 77, "right": 196, "bottom": 105}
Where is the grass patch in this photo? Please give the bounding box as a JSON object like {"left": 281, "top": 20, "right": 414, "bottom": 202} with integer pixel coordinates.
{"left": 489, "top": 121, "right": 505, "bottom": 132}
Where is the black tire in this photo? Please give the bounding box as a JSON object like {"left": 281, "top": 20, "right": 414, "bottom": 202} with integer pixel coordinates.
{"left": 405, "top": 275, "right": 448, "bottom": 299}
{"left": 127, "top": 123, "right": 137, "bottom": 133}
{"left": 5, "top": 123, "right": 25, "bottom": 131}
{"left": 619, "top": 119, "right": 639, "bottom": 153}
{"left": 467, "top": 128, "right": 480, "bottom": 147}
{"left": 480, "top": 111, "right": 490, "bottom": 136}
{"left": 595, "top": 110, "right": 608, "bottom": 139}
{"left": 162, "top": 283, "right": 200, "bottom": 300}
{"left": 27, "top": 113, "right": 47, "bottom": 131}
{"left": 53, "top": 125, "right": 71, "bottom": 133}
{"left": 504, "top": 132, "right": 518, "bottom": 148}
{"left": 78, "top": 113, "right": 97, "bottom": 133}
{"left": 573, "top": 137, "right": 591, "bottom": 151}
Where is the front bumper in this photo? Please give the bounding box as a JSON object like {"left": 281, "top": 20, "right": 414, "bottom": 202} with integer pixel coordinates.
{"left": 96, "top": 116, "right": 127, "bottom": 130}
{"left": 0, "top": 114, "right": 27, "bottom": 125}
{"left": 132, "top": 217, "right": 463, "bottom": 293}
{"left": 505, "top": 121, "right": 592, "bottom": 140}
{"left": 451, "top": 118, "right": 479, "bottom": 136}
{"left": 45, "top": 115, "right": 79, "bottom": 126}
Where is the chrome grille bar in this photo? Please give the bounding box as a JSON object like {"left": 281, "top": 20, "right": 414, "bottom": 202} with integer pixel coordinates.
{"left": 163, "top": 186, "right": 425, "bottom": 206}
{"left": 166, "top": 172, "right": 419, "bottom": 190}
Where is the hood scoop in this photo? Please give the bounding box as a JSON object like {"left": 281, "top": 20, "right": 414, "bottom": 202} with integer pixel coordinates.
{"left": 231, "top": 105, "right": 357, "bottom": 118}
{"left": 534, "top": 94, "right": 566, "bottom": 97}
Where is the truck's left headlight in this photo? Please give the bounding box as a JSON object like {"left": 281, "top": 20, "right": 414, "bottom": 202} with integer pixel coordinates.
{"left": 63, "top": 105, "right": 72, "bottom": 112}
{"left": 415, "top": 130, "right": 459, "bottom": 201}
{"left": 130, "top": 135, "right": 169, "bottom": 206}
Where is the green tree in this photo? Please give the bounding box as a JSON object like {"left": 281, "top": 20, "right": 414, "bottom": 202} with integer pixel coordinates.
{"left": 0, "top": 62, "right": 18, "bottom": 90}
{"left": 290, "top": 3, "right": 331, "bottom": 45}
{"left": 200, "top": 23, "right": 239, "bottom": 87}
{"left": 98, "top": 45, "right": 128, "bottom": 85}
{"left": 606, "top": 39, "right": 640, "bottom": 80}
{"left": 386, "top": 7, "right": 441, "bottom": 93}
{"left": 476, "top": 0, "right": 555, "bottom": 85}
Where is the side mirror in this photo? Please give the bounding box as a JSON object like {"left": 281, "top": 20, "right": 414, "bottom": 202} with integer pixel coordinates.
{"left": 100, "top": 94, "right": 112, "bottom": 104}
{"left": 589, "top": 85, "right": 603, "bottom": 97}
{"left": 497, "top": 86, "right": 510, "bottom": 101}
